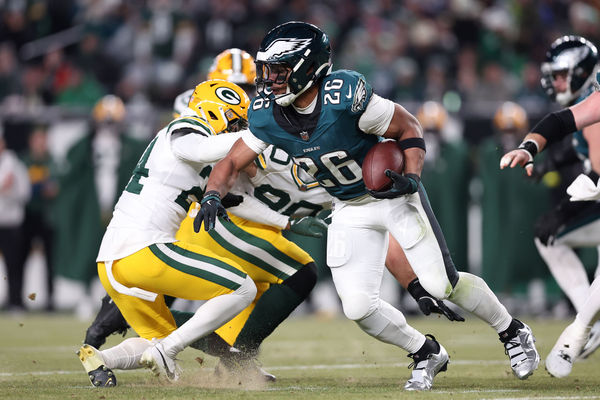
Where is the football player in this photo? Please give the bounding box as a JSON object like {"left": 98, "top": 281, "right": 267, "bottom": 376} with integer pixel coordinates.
{"left": 197, "top": 22, "right": 540, "bottom": 390}
{"left": 533, "top": 36, "right": 600, "bottom": 360}
{"left": 76, "top": 79, "right": 257, "bottom": 387}
{"left": 501, "top": 38, "right": 600, "bottom": 378}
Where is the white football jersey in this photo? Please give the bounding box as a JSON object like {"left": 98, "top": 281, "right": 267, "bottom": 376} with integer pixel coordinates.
{"left": 249, "top": 145, "right": 332, "bottom": 217}
{"left": 97, "top": 112, "right": 241, "bottom": 262}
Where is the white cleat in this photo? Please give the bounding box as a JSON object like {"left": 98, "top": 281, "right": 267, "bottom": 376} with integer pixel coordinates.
{"left": 579, "top": 320, "right": 600, "bottom": 359}
{"left": 404, "top": 335, "right": 449, "bottom": 391}
{"left": 545, "top": 321, "right": 588, "bottom": 378}
{"left": 140, "top": 342, "right": 181, "bottom": 382}
{"left": 502, "top": 321, "right": 540, "bottom": 380}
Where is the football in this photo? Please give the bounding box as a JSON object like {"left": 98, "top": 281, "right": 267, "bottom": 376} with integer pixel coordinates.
{"left": 361, "top": 141, "right": 405, "bottom": 191}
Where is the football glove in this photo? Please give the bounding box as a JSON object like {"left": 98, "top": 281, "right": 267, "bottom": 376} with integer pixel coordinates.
{"left": 221, "top": 193, "right": 244, "bottom": 208}
{"left": 367, "top": 171, "right": 420, "bottom": 199}
{"left": 407, "top": 278, "right": 465, "bottom": 322}
{"left": 288, "top": 216, "right": 329, "bottom": 238}
{"left": 193, "top": 190, "right": 230, "bottom": 232}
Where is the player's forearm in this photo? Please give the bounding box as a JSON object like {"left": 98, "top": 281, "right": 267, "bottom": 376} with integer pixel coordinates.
{"left": 206, "top": 158, "right": 238, "bottom": 196}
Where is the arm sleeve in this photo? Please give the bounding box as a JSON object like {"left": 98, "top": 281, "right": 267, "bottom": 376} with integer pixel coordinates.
{"left": 358, "top": 94, "right": 395, "bottom": 136}
{"left": 227, "top": 195, "right": 290, "bottom": 230}
{"left": 170, "top": 131, "right": 243, "bottom": 163}
{"left": 241, "top": 129, "right": 270, "bottom": 154}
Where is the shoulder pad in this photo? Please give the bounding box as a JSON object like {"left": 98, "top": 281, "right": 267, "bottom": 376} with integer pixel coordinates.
{"left": 324, "top": 70, "right": 372, "bottom": 115}
{"left": 166, "top": 116, "right": 214, "bottom": 137}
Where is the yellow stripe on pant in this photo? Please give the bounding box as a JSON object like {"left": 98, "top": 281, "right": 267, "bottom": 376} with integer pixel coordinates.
{"left": 176, "top": 207, "right": 314, "bottom": 344}
{"left": 98, "top": 241, "right": 248, "bottom": 341}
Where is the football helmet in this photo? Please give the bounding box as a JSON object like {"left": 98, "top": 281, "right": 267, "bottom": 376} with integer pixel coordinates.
{"left": 92, "top": 95, "right": 126, "bottom": 123}
{"left": 541, "top": 35, "right": 599, "bottom": 106}
{"left": 416, "top": 101, "right": 448, "bottom": 132}
{"left": 255, "top": 21, "right": 332, "bottom": 106}
{"left": 493, "top": 101, "right": 528, "bottom": 133}
{"left": 188, "top": 79, "right": 250, "bottom": 134}
{"left": 208, "top": 48, "right": 256, "bottom": 86}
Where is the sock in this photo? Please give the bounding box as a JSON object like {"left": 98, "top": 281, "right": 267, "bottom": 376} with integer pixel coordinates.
{"left": 233, "top": 283, "right": 303, "bottom": 356}
{"left": 448, "top": 272, "right": 513, "bottom": 332}
{"left": 161, "top": 276, "right": 256, "bottom": 359}
{"left": 412, "top": 336, "right": 440, "bottom": 358}
{"left": 575, "top": 277, "right": 600, "bottom": 327}
{"left": 498, "top": 319, "right": 525, "bottom": 342}
{"left": 535, "top": 239, "right": 590, "bottom": 311}
{"left": 100, "top": 337, "right": 152, "bottom": 370}
{"left": 357, "top": 299, "right": 425, "bottom": 354}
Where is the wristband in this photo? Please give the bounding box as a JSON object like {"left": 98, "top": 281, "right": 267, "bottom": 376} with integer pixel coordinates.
{"left": 517, "top": 140, "right": 539, "bottom": 162}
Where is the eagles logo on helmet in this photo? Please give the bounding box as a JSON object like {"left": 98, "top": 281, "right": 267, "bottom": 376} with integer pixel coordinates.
{"left": 255, "top": 21, "right": 332, "bottom": 106}
{"left": 187, "top": 79, "right": 250, "bottom": 134}
{"left": 540, "top": 35, "right": 599, "bottom": 106}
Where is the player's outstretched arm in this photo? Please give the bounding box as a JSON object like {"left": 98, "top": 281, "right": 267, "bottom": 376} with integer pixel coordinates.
{"left": 195, "top": 138, "right": 259, "bottom": 232}
{"left": 500, "top": 91, "right": 600, "bottom": 175}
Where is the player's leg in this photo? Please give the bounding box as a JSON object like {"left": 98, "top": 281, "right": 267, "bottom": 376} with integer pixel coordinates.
{"left": 328, "top": 200, "right": 448, "bottom": 391}
{"left": 79, "top": 244, "right": 255, "bottom": 383}
{"left": 546, "top": 275, "right": 600, "bottom": 377}
{"left": 388, "top": 186, "right": 539, "bottom": 379}
{"left": 533, "top": 201, "right": 600, "bottom": 312}
{"left": 188, "top": 214, "right": 317, "bottom": 380}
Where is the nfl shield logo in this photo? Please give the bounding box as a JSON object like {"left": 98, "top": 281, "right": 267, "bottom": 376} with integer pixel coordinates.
{"left": 300, "top": 131, "right": 309, "bottom": 141}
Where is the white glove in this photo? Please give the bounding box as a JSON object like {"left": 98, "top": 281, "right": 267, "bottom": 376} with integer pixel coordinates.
{"left": 566, "top": 174, "right": 600, "bottom": 201}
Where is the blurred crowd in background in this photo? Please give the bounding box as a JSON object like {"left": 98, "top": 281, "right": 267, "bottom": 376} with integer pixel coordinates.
{"left": 1, "top": 0, "right": 599, "bottom": 318}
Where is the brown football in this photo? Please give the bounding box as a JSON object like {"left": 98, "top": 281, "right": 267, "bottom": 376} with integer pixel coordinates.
{"left": 362, "top": 141, "right": 405, "bottom": 191}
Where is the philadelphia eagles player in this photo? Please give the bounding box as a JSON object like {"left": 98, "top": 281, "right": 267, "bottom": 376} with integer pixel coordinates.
{"left": 197, "top": 21, "right": 540, "bottom": 391}
{"left": 501, "top": 67, "right": 600, "bottom": 378}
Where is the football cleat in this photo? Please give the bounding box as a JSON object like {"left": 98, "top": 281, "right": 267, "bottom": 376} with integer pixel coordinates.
{"left": 546, "top": 321, "right": 588, "bottom": 378}
{"left": 215, "top": 347, "right": 276, "bottom": 382}
{"left": 579, "top": 320, "right": 600, "bottom": 359}
{"left": 501, "top": 321, "right": 540, "bottom": 379}
{"left": 140, "top": 342, "right": 181, "bottom": 382}
{"left": 76, "top": 344, "right": 117, "bottom": 387}
{"left": 84, "top": 294, "right": 129, "bottom": 349}
{"left": 404, "top": 335, "right": 449, "bottom": 391}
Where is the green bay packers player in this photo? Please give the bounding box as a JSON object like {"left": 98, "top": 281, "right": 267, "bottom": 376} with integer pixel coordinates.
{"left": 81, "top": 51, "right": 326, "bottom": 384}
{"left": 76, "top": 80, "right": 258, "bottom": 386}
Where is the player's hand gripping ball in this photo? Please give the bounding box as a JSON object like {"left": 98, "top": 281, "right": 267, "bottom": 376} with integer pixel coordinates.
{"left": 362, "top": 141, "right": 405, "bottom": 191}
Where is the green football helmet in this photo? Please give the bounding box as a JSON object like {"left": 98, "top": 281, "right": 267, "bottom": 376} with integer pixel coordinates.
{"left": 255, "top": 21, "right": 332, "bottom": 106}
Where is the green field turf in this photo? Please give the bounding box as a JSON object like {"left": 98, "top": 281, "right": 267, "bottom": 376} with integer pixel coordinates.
{"left": 1, "top": 313, "right": 599, "bottom": 399}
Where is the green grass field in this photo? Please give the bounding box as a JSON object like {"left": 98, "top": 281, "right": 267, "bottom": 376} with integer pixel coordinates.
{"left": 1, "top": 313, "right": 599, "bottom": 399}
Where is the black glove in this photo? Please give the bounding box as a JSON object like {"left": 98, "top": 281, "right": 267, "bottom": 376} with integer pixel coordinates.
{"left": 193, "top": 190, "right": 230, "bottom": 232}
{"left": 407, "top": 278, "right": 465, "bottom": 322}
{"left": 221, "top": 193, "right": 244, "bottom": 208}
{"left": 368, "top": 171, "right": 420, "bottom": 199}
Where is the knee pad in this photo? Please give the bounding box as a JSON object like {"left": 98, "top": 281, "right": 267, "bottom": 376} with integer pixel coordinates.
{"left": 282, "top": 262, "right": 317, "bottom": 299}
{"left": 418, "top": 274, "right": 452, "bottom": 300}
{"left": 340, "top": 291, "right": 374, "bottom": 321}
